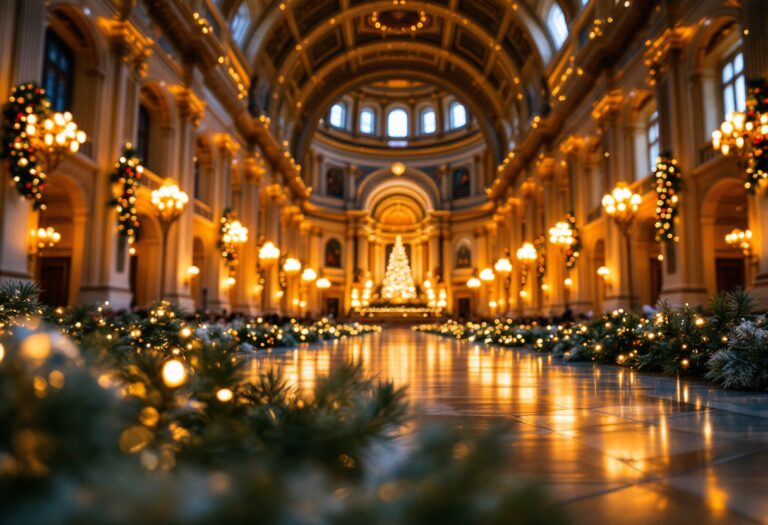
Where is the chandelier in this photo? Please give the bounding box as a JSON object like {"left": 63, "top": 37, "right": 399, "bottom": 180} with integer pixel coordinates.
{"left": 25, "top": 111, "right": 87, "bottom": 171}
{"left": 711, "top": 80, "right": 768, "bottom": 192}
{"left": 259, "top": 241, "right": 281, "bottom": 265}
{"left": 368, "top": 1, "right": 430, "bottom": 34}
{"left": 725, "top": 228, "right": 753, "bottom": 256}
{"left": 548, "top": 221, "right": 574, "bottom": 246}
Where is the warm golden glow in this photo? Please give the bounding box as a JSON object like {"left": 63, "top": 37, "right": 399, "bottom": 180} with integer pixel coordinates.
{"left": 466, "top": 277, "right": 481, "bottom": 289}
{"left": 479, "top": 267, "right": 495, "bottom": 282}
{"left": 301, "top": 267, "right": 318, "bottom": 282}
{"left": 602, "top": 183, "right": 641, "bottom": 222}
{"left": 316, "top": 277, "right": 332, "bottom": 289}
{"left": 259, "top": 241, "right": 281, "bottom": 265}
{"left": 516, "top": 242, "right": 537, "bottom": 262}
{"left": 283, "top": 257, "right": 302, "bottom": 275}
{"left": 494, "top": 257, "right": 512, "bottom": 274}
{"left": 391, "top": 162, "right": 406, "bottom": 176}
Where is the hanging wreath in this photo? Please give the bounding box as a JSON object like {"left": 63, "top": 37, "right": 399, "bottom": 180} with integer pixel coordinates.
{"left": 653, "top": 152, "right": 682, "bottom": 242}
{"left": 0, "top": 83, "right": 51, "bottom": 209}
{"left": 219, "top": 208, "right": 242, "bottom": 277}
{"left": 534, "top": 234, "right": 547, "bottom": 283}
{"left": 111, "top": 144, "right": 143, "bottom": 241}
{"left": 564, "top": 212, "right": 582, "bottom": 269}
{"left": 744, "top": 79, "right": 768, "bottom": 193}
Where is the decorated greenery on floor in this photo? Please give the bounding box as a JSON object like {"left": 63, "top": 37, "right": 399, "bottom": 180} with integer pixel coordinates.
{"left": 417, "top": 290, "right": 768, "bottom": 391}
{"left": 0, "top": 282, "right": 566, "bottom": 524}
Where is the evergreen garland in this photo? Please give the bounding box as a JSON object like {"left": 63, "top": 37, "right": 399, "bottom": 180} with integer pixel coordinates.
{"left": 744, "top": 78, "right": 768, "bottom": 193}
{"left": 653, "top": 152, "right": 682, "bottom": 242}
{"left": 564, "top": 212, "right": 582, "bottom": 269}
{"left": 218, "top": 207, "right": 240, "bottom": 276}
{"left": 110, "top": 145, "right": 143, "bottom": 241}
{"left": 534, "top": 234, "right": 547, "bottom": 283}
{"left": 0, "top": 83, "right": 51, "bottom": 209}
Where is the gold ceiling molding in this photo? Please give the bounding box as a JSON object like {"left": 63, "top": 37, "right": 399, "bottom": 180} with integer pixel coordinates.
{"left": 560, "top": 135, "right": 585, "bottom": 156}
{"left": 170, "top": 86, "right": 206, "bottom": 127}
{"left": 643, "top": 27, "right": 693, "bottom": 86}
{"left": 591, "top": 89, "right": 625, "bottom": 124}
{"left": 97, "top": 18, "right": 153, "bottom": 77}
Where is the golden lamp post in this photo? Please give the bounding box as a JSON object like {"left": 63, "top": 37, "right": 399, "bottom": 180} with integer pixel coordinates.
{"left": 602, "top": 183, "right": 641, "bottom": 311}
{"left": 516, "top": 242, "right": 537, "bottom": 315}
{"left": 548, "top": 220, "right": 575, "bottom": 309}
{"left": 151, "top": 179, "right": 189, "bottom": 298}
{"left": 494, "top": 255, "right": 513, "bottom": 316}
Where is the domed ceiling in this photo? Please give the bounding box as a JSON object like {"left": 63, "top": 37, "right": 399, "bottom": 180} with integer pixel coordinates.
{"left": 222, "top": 0, "right": 581, "bottom": 162}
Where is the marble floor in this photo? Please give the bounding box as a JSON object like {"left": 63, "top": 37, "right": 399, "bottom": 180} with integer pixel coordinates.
{"left": 252, "top": 328, "right": 768, "bottom": 524}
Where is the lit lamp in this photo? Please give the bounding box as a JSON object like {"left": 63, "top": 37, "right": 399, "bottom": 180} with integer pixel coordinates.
{"left": 301, "top": 267, "right": 317, "bottom": 283}
{"left": 282, "top": 257, "right": 303, "bottom": 314}
{"left": 258, "top": 241, "right": 281, "bottom": 266}
{"left": 516, "top": 242, "right": 537, "bottom": 312}
{"left": 391, "top": 162, "right": 406, "bottom": 176}
{"left": 725, "top": 228, "right": 753, "bottom": 257}
{"left": 466, "top": 276, "right": 481, "bottom": 289}
{"left": 494, "top": 256, "right": 512, "bottom": 316}
{"left": 712, "top": 109, "right": 768, "bottom": 191}
{"left": 25, "top": 111, "right": 87, "bottom": 171}
{"left": 549, "top": 220, "right": 575, "bottom": 309}
{"left": 602, "top": 182, "right": 641, "bottom": 311}
{"left": 151, "top": 179, "right": 189, "bottom": 298}
{"left": 479, "top": 267, "right": 495, "bottom": 282}
{"left": 597, "top": 266, "right": 611, "bottom": 283}
{"left": 30, "top": 226, "right": 62, "bottom": 250}
{"left": 221, "top": 218, "right": 248, "bottom": 284}
{"left": 284, "top": 257, "right": 302, "bottom": 276}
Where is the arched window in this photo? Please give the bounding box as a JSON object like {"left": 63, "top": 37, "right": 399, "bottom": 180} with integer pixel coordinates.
{"left": 230, "top": 2, "right": 251, "bottom": 45}
{"left": 387, "top": 108, "right": 408, "bottom": 138}
{"left": 329, "top": 103, "right": 346, "bottom": 128}
{"left": 421, "top": 107, "right": 436, "bottom": 134}
{"left": 546, "top": 3, "right": 568, "bottom": 49}
{"left": 455, "top": 245, "right": 472, "bottom": 268}
{"left": 722, "top": 50, "right": 745, "bottom": 119}
{"left": 137, "top": 104, "right": 151, "bottom": 166}
{"left": 326, "top": 167, "right": 345, "bottom": 198}
{"left": 359, "top": 108, "right": 375, "bottom": 134}
{"left": 448, "top": 102, "right": 467, "bottom": 130}
{"left": 647, "top": 110, "right": 660, "bottom": 176}
{"left": 325, "top": 239, "right": 342, "bottom": 268}
{"left": 452, "top": 167, "right": 471, "bottom": 199}
{"left": 42, "top": 30, "right": 74, "bottom": 112}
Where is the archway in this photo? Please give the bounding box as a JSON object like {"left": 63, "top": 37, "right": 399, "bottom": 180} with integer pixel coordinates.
{"left": 701, "top": 179, "right": 749, "bottom": 294}
{"left": 35, "top": 176, "right": 86, "bottom": 307}
{"left": 130, "top": 213, "right": 162, "bottom": 309}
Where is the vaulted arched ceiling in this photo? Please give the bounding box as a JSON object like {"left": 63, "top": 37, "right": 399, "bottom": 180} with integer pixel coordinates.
{"left": 229, "top": 0, "right": 576, "bottom": 163}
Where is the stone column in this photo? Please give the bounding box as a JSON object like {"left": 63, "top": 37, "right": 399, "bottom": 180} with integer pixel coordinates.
{"left": 646, "top": 30, "right": 708, "bottom": 307}
{"left": 0, "top": 0, "right": 46, "bottom": 284}
{"left": 79, "top": 18, "right": 152, "bottom": 309}
{"left": 232, "top": 156, "right": 263, "bottom": 314}
{"left": 742, "top": 0, "right": 768, "bottom": 308}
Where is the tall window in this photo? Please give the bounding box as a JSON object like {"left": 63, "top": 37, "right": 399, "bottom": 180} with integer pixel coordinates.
{"left": 647, "top": 110, "right": 660, "bottom": 176}
{"left": 722, "top": 50, "right": 746, "bottom": 119}
{"left": 230, "top": 2, "right": 250, "bottom": 45}
{"left": 546, "top": 3, "right": 568, "bottom": 49}
{"left": 329, "top": 103, "right": 346, "bottom": 128}
{"left": 359, "top": 108, "right": 375, "bottom": 134}
{"left": 421, "top": 108, "right": 436, "bottom": 134}
{"left": 137, "top": 104, "right": 151, "bottom": 167}
{"left": 387, "top": 108, "right": 408, "bottom": 138}
{"left": 42, "top": 30, "right": 74, "bottom": 112}
{"left": 193, "top": 156, "right": 201, "bottom": 199}
{"left": 449, "top": 102, "right": 467, "bottom": 130}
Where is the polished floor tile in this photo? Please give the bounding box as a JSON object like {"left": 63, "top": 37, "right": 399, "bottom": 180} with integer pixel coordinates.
{"left": 251, "top": 328, "right": 768, "bottom": 524}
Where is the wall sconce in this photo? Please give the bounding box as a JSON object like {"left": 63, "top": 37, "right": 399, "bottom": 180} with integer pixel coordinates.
{"left": 597, "top": 266, "right": 611, "bottom": 284}
{"left": 563, "top": 277, "right": 573, "bottom": 289}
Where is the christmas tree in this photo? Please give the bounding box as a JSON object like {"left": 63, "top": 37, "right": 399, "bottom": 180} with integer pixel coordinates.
{"left": 381, "top": 235, "right": 417, "bottom": 303}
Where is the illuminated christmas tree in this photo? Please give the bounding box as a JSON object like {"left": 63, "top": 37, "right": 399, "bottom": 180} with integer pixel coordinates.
{"left": 381, "top": 235, "right": 416, "bottom": 303}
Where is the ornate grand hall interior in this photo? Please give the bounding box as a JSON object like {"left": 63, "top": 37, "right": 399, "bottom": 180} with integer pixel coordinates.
{"left": 2, "top": 0, "right": 768, "bottom": 523}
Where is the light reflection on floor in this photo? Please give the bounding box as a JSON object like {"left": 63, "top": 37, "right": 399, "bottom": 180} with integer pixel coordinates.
{"left": 250, "top": 328, "right": 768, "bottom": 524}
